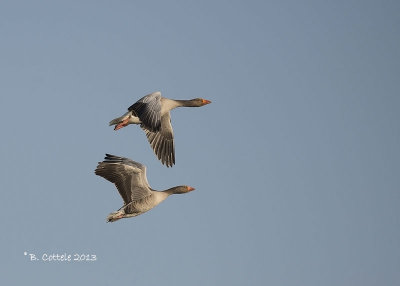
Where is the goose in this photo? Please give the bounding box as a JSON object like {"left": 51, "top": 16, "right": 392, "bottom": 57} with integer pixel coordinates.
{"left": 109, "top": 91, "right": 211, "bottom": 167}
{"left": 95, "top": 154, "right": 195, "bottom": 222}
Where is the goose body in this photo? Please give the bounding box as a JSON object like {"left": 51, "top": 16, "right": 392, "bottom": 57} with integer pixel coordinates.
{"left": 95, "top": 154, "right": 195, "bottom": 222}
{"left": 109, "top": 91, "right": 211, "bottom": 167}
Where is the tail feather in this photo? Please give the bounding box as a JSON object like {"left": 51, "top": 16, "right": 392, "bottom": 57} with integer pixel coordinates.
{"left": 109, "top": 111, "right": 131, "bottom": 126}
{"left": 106, "top": 211, "right": 124, "bottom": 223}
{"left": 109, "top": 116, "right": 123, "bottom": 126}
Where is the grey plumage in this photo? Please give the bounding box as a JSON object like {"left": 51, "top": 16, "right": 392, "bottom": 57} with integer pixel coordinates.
{"left": 95, "top": 154, "right": 195, "bottom": 222}
{"left": 109, "top": 91, "right": 211, "bottom": 167}
{"left": 128, "top": 92, "right": 162, "bottom": 132}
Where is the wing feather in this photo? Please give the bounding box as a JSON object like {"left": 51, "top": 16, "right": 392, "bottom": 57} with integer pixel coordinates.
{"left": 128, "top": 92, "right": 162, "bottom": 131}
{"left": 141, "top": 113, "right": 175, "bottom": 167}
{"left": 95, "top": 154, "right": 152, "bottom": 203}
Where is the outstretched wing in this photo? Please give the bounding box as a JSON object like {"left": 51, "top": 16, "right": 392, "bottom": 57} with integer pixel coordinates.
{"left": 128, "top": 91, "right": 162, "bottom": 132}
{"left": 95, "top": 154, "right": 152, "bottom": 203}
{"left": 142, "top": 112, "right": 175, "bottom": 167}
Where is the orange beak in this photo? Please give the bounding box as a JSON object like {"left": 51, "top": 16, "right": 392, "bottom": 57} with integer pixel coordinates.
{"left": 202, "top": 99, "right": 212, "bottom": 105}
{"left": 187, "top": 186, "right": 196, "bottom": 192}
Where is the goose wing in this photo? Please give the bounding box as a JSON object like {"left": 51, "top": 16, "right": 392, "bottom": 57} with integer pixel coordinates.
{"left": 142, "top": 112, "right": 175, "bottom": 167}
{"left": 128, "top": 91, "right": 162, "bottom": 132}
{"left": 95, "top": 154, "right": 152, "bottom": 203}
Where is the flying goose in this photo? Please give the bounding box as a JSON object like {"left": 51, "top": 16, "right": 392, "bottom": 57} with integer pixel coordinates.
{"left": 109, "top": 91, "right": 211, "bottom": 167}
{"left": 95, "top": 154, "right": 195, "bottom": 222}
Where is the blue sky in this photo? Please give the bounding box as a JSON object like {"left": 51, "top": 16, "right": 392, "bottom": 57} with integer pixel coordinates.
{"left": 1, "top": 1, "right": 399, "bottom": 285}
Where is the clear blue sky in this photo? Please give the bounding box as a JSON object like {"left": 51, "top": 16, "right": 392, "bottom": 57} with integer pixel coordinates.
{"left": 1, "top": 1, "right": 399, "bottom": 285}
